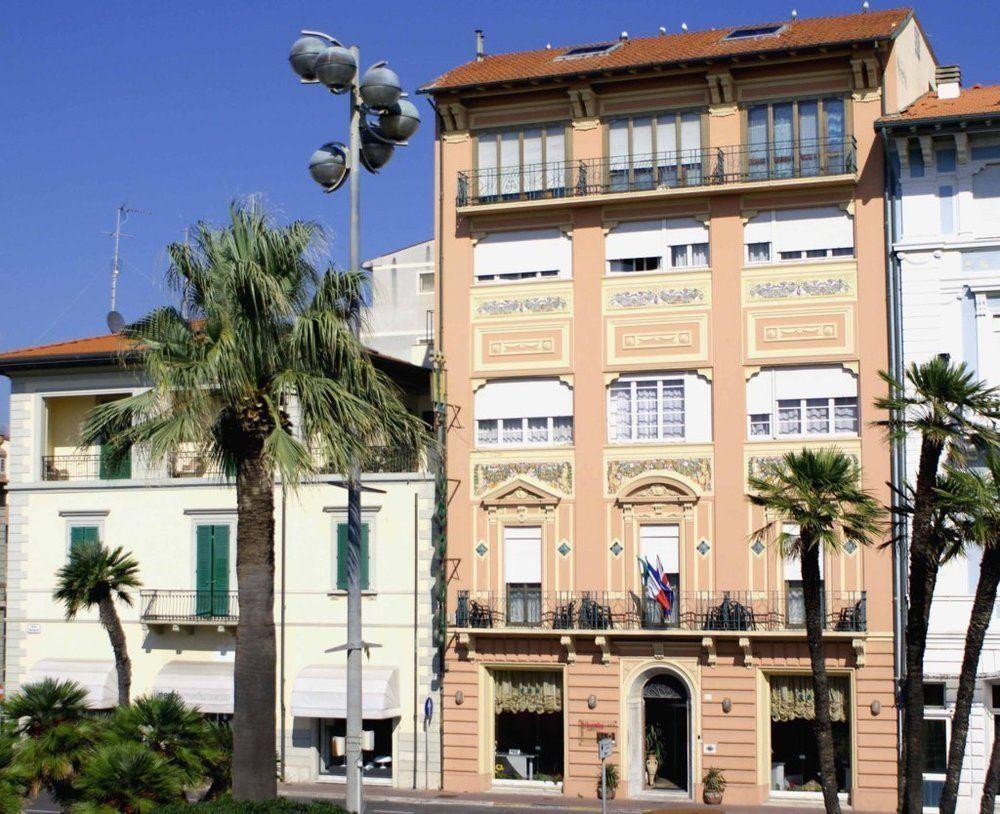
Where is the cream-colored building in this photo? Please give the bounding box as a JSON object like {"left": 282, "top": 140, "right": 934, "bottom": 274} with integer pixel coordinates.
{"left": 0, "top": 334, "right": 442, "bottom": 790}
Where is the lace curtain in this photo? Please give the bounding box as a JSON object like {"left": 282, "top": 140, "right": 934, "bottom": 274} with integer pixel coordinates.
{"left": 494, "top": 671, "right": 562, "bottom": 714}
{"left": 770, "top": 675, "right": 848, "bottom": 723}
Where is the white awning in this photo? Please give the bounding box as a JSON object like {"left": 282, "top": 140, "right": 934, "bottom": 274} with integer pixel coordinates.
{"left": 291, "top": 665, "right": 400, "bottom": 720}
{"left": 475, "top": 378, "right": 573, "bottom": 420}
{"left": 474, "top": 228, "right": 571, "bottom": 277}
{"left": 152, "top": 660, "right": 234, "bottom": 714}
{"left": 25, "top": 659, "right": 117, "bottom": 709}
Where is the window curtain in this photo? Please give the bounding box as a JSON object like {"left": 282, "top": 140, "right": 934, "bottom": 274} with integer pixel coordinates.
{"left": 770, "top": 675, "right": 847, "bottom": 722}
{"left": 823, "top": 98, "right": 846, "bottom": 173}
{"left": 748, "top": 107, "right": 769, "bottom": 179}
{"left": 494, "top": 671, "right": 562, "bottom": 714}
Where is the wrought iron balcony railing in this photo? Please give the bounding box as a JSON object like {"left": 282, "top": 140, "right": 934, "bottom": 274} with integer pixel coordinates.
{"left": 454, "top": 589, "right": 866, "bottom": 633}
{"left": 140, "top": 589, "right": 239, "bottom": 624}
{"left": 42, "top": 454, "right": 131, "bottom": 481}
{"left": 457, "top": 137, "right": 857, "bottom": 207}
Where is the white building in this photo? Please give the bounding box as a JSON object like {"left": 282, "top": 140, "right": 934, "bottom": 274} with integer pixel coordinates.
{"left": 0, "top": 333, "right": 442, "bottom": 790}
{"left": 881, "top": 68, "right": 1000, "bottom": 811}
{"left": 362, "top": 239, "right": 435, "bottom": 366}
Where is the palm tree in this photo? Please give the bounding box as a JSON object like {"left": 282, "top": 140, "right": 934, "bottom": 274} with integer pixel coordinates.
{"left": 54, "top": 540, "right": 141, "bottom": 705}
{"left": 110, "top": 692, "right": 218, "bottom": 789}
{"left": 933, "top": 453, "right": 1000, "bottom": 814}
{"left": 982, "top": 734, "right": 1000, "bottom": 814}
{"left": 3, "top": 679, "right": 101, "bottom": 805}
{"left": 0, "top": 720, "right": 25, "bottom": 814}
{"left": 72, "top": 742, "right": 184, "bottom": 814}
{"left": 749, "top": 448, "right": 886, "bottom": 814}
{"left": 80, "top": 201, "right": 426, "bottom": 800}
{"left": 876, "top": 357, "right": 1000, "bottom": 813}
{"left": 201, "top": 720, "right": 232, "bottom": 801}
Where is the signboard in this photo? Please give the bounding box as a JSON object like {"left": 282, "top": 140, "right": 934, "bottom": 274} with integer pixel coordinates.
{"left": 598, "top": 736, "right": 615, "bottom": 761}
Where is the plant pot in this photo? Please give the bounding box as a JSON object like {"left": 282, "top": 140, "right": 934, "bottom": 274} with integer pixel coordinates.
{"left": 645, "top": 754, "right": 659, "bottom": 786}
{"left": 703, "top": 788, "right": 724, "bottom": 805}
{"left": 597, "top": 786, "right": 616, "bottom": 800}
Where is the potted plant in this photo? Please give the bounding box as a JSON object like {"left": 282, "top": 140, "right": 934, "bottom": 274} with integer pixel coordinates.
{"left": 644, "top": 726, "right": 663, "bottom": 786}
{"left": 598, "top": 763, "right": 619, "bottom": 799}
{"left": 703, "top": 767, "right": 727, "bottom": 805}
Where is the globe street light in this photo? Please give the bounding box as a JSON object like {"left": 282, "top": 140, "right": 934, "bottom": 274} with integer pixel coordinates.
{"left": 288, "top": 29, "right": 419, "bottom": 814}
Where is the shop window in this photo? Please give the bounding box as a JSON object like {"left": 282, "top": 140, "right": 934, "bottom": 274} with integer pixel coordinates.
{"left": 770, "top": 675, "right": 851, "bottom": 795}
{"left": 319, "top": 718, "right": 395, "bottom": 781}
{"left": 493, "top": 670, "right": 563, "bottom": 785}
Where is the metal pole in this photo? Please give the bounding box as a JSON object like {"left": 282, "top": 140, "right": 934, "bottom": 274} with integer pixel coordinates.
{"left": 279, "top": 483, "right": 287, "bottom": 781}
{"left": 345, "top": 43, "right": 365, "bottom": 814}
{"left": 601, "top": 754, "right": 607, "bottom": 814}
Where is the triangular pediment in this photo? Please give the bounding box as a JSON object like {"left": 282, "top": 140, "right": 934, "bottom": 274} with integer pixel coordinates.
{"left": 617, "top": 474, "right": 698, "bottom": 505}
{"left": 480, "top": 476, "right": 561, "bottom": 507}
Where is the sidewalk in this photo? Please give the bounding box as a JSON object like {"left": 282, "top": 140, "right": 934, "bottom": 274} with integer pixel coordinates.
{"left": 282, "top": 782, "right": 885, "bottom": 813}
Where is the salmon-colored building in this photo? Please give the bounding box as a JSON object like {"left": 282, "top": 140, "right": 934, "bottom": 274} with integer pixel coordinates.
{"left": 422, "top": 8, "right": 935, "bottom": 807}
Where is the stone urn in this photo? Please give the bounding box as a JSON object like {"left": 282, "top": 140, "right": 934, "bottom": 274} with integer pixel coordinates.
{"left": 645, "top": 753, "right": 659, "bottom": 786}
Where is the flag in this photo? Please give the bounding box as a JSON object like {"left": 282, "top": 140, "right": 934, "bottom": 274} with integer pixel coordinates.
{"left": 639, "top": 556, "right": 674, "bottom": 615}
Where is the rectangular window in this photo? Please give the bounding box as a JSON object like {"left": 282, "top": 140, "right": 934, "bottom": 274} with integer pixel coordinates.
{"left": 608, "top": 256, "right": 661, "bottom": 273}
{"left": 608, "top": 111, "right": 704, "bottom": 190}
{"left": 503, "top": 526, "right": 542, "bottom": 626}
{"left": 745, "top": 97, "right": 849, "bottom": 179}
{"left": 195, "top": 524, "right": 231, "bottom": 617}
{"left": 418, "top": 272, "right": 434, "bottom": 293}
{"left": 335, "top": 522, "right": 370, "bottom": 591}
{"left": 775, "top": 397, "right": 858, "bottom": 437}
{"left": 605, "top": 217, "right": 710, "bottom": 274}
{"left": 609, "top": 377, "right": 686, "bottom": 442}
{"left": 923, "top": 682, "right": 946, "bottom": 707}
{"left": 475, "top": 124, "right": 567, "bottom": 200}
{"left": 475, "top": 378, "right": 574, "bottom": 447}
{"left": 747, "top": 366, "right": 859, "bottom": 440}
{"left": 939, "top": 186, "right": 956, "bottom": 234}
{"left": 474, "top": 228, "right": 572, "bottom": 284}
{"left": 922, "top": 718, "right": 948, "bottom": 807}
{"left": 745, "top": 207, "right": 854, "bottom": 264}
{"left": 475, "top": 416, "right": 574, "bottom": 447}
{"left": 639, "top": 524, "right": 680, "bottom": 627}
{"left": 783, "top": 524, "right": 825, "bottom": 628}
{"left": 69, "top": 524, "right": 100, "bottom": 555}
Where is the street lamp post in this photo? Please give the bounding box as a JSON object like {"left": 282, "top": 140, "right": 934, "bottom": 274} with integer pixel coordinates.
{"left": 288, "top": 32, "right": 420, "bottom": 814}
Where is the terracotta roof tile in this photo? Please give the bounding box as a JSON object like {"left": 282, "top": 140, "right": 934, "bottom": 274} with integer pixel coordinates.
{"left": 421, "top": 8, "right": 912, "bottom": 93}
{"left": 0, "top": 332, "right": 136, "bottom": 364}
{"left": 878, "top": 84, "right": 1000, "bottom": 125}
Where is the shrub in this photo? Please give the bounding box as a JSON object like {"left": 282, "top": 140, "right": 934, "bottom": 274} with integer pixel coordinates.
{"left": 152, "top": 799, "right": 347, "bottom": 813}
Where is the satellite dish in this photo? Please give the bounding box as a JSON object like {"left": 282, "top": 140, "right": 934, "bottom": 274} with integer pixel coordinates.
{"left": 107, "top": 310, "right": 126, "bottom": 334}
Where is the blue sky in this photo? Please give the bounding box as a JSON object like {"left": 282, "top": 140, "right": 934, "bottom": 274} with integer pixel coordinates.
{"left": 0, "top": 0, "right": 995, "bottom": 428}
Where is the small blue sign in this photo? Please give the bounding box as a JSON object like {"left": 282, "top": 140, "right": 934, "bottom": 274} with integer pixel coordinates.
{"left": 424, "top": 696, "right": 434, "bottom": 722}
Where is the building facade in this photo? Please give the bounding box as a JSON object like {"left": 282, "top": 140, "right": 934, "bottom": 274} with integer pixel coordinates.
{"left": 880, "top": 73, "right": 1000, "bottom": 812}
{"left": 0, "top": 336, "right": 442, "bottom": 790}
{"left": 424, "top": 8, "right": 936, "bottom": 807}
{"left": 363, "top": 239, "right": 436, "bottom": 366}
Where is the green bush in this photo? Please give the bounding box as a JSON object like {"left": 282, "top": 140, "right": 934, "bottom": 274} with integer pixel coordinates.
{"left": 153, "top": 799, "right": 346, "bottom": 814}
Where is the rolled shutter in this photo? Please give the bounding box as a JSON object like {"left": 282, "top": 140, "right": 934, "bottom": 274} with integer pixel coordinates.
{"left": 773, "top": 206, "right": 854, "bottom": 253}
{"left": 474, "top": 229, "right": 571, "bottom": 278}
{"left": 605, "top": 220, "right": 663, "bottom": 261}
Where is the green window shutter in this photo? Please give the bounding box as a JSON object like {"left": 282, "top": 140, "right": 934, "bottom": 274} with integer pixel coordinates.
{"left": 69, "top": 525, "right": 99, "bottom": 554}
{"left": 211, "top": 526, "right": 230, "bottom": 616}
{"left": 336, "top": 524, "right": 349, "bottom": 591}
{"left": 196, "top": 525, "right": 214, "bottom": 616}
{"left": 360, "top": 523, "right": 370, "bottom": 591}
{"left": 99, "top": 444, "right": 131, "bottom": 480}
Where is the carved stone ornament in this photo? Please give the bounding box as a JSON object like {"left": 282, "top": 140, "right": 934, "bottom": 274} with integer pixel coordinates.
{"left": 608, "top": 457, "right": 712, "bottom": 494}
{"left": 475, "top": 463, "right": 572, "bottom": 498}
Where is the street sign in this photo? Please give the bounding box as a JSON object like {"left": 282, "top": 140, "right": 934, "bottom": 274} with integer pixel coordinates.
{"left": 424, "top": 696, "right": 434, "bottom": 723}
{"left": 598, "top": 736, "right": 614, "bottom": 761}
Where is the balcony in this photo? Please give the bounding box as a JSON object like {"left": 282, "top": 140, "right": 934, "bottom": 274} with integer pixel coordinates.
{"left": 140, "top": 589, "right": 238, "bottom": 632}
{"left": 454, "top": 589, "right": 866, "bottom": 634}
{"left": 42, "top": 453, "right": 129, "bottom": 481}
{"left": 456, "top": 137, "right": 857, "bottom": 209}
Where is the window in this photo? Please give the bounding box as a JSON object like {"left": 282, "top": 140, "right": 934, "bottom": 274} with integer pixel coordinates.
{"left": 605, "top": 218, "right": 710, "bottom": 274}
{"left": 744, "top": 207, "right": 854, "bottom": 264}
{"left": 474, "top": 228, "right": 572, "bottom": 284}
{"left": 746, "top": 366, "right": 859, "bottom": 440}
{"left": 725, "top": 24, "right": 784, "bottom": 40}
{"left": 608, "top": 372, "right": 712, "bottom": 444}
{"left": 555, "top": 42, "right": 621, "bottom": 61}
{"left": 418, "top": 272, "right": 434, "bottom": 293}
{"left": 922, "top": 718, "right": 948, "bottom": 807}
{"left": 68, "top": 524, "right": 100, "bottom": 556}
{"left": 923, "top": 682, "right": 946, "bottom": 707}
{"left": 503, "top": 526, "right": 541, "bottom": 625}
{"left": 640, "top": 524, "right": 680, "bottom": 627}
{"left": 783, "top": 523, "right": 825, "bottom": 628}
{"left": 195, "top": 524, "right": 231, "bottom": 616}
{"left": 475, "top": 379, "right": 573, "bottom": 447}
{"left": 476, "top": 124, "right": 567, "bottom": 200}
{"left": 609, "top": 112, "right": 704, "bottom": 191}
{"left": 335, "top": 522, "right": 370, "bottom": 591}
{"left": 746, "top": 97, "right": 847, "bottom": 179}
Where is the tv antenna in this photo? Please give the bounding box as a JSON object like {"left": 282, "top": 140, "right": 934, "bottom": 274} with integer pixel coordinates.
{"left": 106, "top": 204, "right": 151, "bottom": 332}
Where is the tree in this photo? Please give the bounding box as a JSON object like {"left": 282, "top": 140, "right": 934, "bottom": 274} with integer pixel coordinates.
{"left": 110, "top": 692, "right": 218, "bottom": 789}
{"left": 72, "top": 742, "right": 183, "bottom": 814}
{"left": 3, "top": 679, "right": 101, "bottom": 805}
{"left": 81, "top": 201, "right": 426, "bottom": 800}
{"left": 934, "top": 453, "right": 1000, "bottom": 814}
{"left": 982, "top": 733, "right": 1000, "bottom": 814}
{"left": 749, "top": 447, "right": 886, "bottom": 814}
{"left": 876, "top": 357, "right": 1000, "bottom": 813}
{"left": 54, "top": 540, "right": 140, "bottom": 705}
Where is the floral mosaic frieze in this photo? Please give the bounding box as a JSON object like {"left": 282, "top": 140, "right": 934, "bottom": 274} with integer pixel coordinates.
{"left": 474, "top": 461, "right": 573, "bottom": 497}
{"left": 608, "top": 287, "right": 705, "bottom": 310}
{"left": 476, "top": 295, "right": 568, "bottom": 317}
{"left": 607, "top": 456, "right": 713, "bottom": 494}
{"left": 747, "top": 277, "right": 852, "bottom": 301}
{"left": 746, "top": 453, "right": 859, "bottom": 482}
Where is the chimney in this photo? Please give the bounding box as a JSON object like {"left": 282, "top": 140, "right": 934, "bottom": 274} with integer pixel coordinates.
{"left": 475, "top": 29, "right": 485, "bottom": 62}
{"left": 937, "top": 65, "right": 961, "bottom": 99}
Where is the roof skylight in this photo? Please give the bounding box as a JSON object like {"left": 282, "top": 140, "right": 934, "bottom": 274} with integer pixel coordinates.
{"left": 554, "top": 42, "right": 621, "bottom": 61}
{"left": 724, "top": 24, "right": 785, "bottom": 41}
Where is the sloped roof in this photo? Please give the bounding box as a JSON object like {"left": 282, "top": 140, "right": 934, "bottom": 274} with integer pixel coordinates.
{"left": 878, "top": 84, "right": 1000, "bottom": 126}
{"left": 421, "top": 7, "right": 912, "bottom": 93}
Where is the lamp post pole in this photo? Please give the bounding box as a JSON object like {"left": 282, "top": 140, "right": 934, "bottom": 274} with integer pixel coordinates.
{"left": 345, "top": 44, "right": 365, "bottom": 814}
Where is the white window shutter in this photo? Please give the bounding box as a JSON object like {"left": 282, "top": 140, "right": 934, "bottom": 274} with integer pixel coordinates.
{"left": 773, "top": 206, "right": 854, "bottom": 253}
{"left": 474, "top": 229, "right": 572, "bottom": 278}
{"left": 773, "top": 365, "right": 858, "bottom": 401}
{"left": 605, "top": 220, "right": 663, "bottom": 260}
{"left": 640, "top": 524, "right": 680, "bottom": 574}
{"left": 663, "top": 217, "right": 709, "bottom": 246}
{"left": 504, "top": 526, "right": 542, "bottom": 584}
{"left": 744, "top": 211, "right": 774, "bottom": 246}
{"left": 475, "top": 379, "right": 573, "bottom": 420}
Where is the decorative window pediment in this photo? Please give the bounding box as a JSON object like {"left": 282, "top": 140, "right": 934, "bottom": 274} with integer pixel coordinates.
{"left": 480, "top": 477, "right": 561, "bottom": 508}
{"left": 616, "top": 474, "right": 698, "bottom": 507}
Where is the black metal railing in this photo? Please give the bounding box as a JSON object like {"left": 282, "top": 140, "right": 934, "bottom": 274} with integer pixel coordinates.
{"left": 140, "top": 589, "right": 239, "bottom": 623}
{"left": 42, "top": 454, "right": 131, "bottom": 481}
{"left": 454, "top": 589, "right": 866, "bottom": 633}
{"left": 456, "top": 137, "right": 857, "bottom": 207}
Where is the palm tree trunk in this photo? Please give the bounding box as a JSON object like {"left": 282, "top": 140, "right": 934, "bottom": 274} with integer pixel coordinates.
{"left": 902, "top": 437, "right": 945, "bottom": 814}
{"left": 97, "top": 593, "right": 131, "bottom": 706}
{"left": 231, "top": 449, "right": 278, "bottom": 800}
{"left": 981, "top": 721, "right": 1000, "bottom": 814}
{"left": 939, "top": 545, "right": 1000, "bottom": 814}
{"left": 801, "top": 540, "right": 841, "bottom": 814}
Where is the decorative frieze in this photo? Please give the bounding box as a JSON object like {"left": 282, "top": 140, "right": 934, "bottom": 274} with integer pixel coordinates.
{"left": 609, "top": 287, "right": 705, "bottom": 309}
{"left": 477, "top": 295, "right": 568, "bottom": 317}
{"left": 607, "top": 456, "right": 713, "bottom": 494}
{"left": 747, "top": 453, "right": 859, "bottom": 482}
{"left": 488, "top": 338, "right": 555, "bottom": 356}
{"left": 473, "top": 461, "right": 573, "bottom": 497}
{"left": 747, "top": 278, "right": 852, "bottom": 301}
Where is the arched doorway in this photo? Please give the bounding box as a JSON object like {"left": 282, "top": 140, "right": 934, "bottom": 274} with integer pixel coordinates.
{"left": 642, "top": 674, "right": 690, "bottom": 792}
